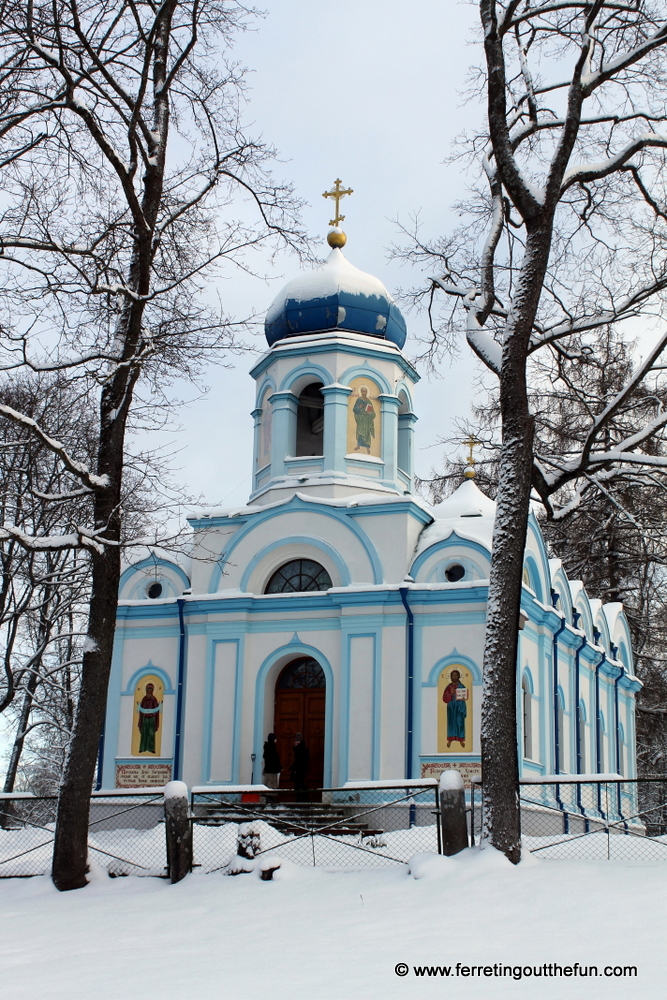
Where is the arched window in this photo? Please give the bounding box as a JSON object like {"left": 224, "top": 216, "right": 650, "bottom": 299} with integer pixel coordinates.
{"left": 276, "top": 657, "right": 325, "bottom": 689}
{"left": 522, "top": 676, "right": 532, "bottom": 760}
{"left": 265, "top": 559, "right": 332, "bottom": 594}
{"left": 577, "top": 702, "right": 586, "bottom": 773}
{"left": 295, "top": 382, "right": 324, "bottom": 456}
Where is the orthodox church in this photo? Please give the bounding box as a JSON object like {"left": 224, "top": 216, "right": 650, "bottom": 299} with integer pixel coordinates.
{"left": 100, "top": 188, "right": 640, "bottom": 792}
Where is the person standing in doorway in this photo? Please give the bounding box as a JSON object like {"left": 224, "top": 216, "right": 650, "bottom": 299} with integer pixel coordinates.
{"left": 291, "top": 733, "right": 309, "bottom": 800}
{"left": 262, "top": 732, "right": 282, "bottom": 790}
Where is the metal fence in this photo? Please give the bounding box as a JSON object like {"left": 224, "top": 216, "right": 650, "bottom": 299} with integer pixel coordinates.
{"left": 470, "top": 777, "right": 667, "bottom": 861}
{"left": 0, "top": 790, "right": 167, "bottom": 878}
{"left": 190, "top": 783, "right": 441, "bottom": 871}
{"left": 4, "top": 777, "right": 666, "bottom": 878}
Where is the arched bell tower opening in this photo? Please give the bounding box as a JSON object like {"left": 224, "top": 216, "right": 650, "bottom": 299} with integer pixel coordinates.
{"left": 295, "top": 382, "right": 324, "bottom": 456}
{"left": 273, "top": 656, "right": 326, "bottom": 792}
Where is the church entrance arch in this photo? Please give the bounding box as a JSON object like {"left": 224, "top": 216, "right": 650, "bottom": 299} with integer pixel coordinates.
{"left": 274, "top": 656, "right": 325, "bottom": 791}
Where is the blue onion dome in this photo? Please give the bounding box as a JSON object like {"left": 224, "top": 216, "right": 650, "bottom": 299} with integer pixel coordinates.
{"left": 264, "top": 246, "right": 407, "bottom": 349}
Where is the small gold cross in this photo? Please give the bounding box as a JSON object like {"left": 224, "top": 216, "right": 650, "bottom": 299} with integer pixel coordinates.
{"left": 462, "top": 436, "right": 481, "bottom": 478}
{"left": 323, "top": 178, "right": 353, "bottom": 227}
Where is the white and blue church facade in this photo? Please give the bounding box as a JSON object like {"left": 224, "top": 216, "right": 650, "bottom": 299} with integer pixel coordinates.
{"left": 100, "top": 232, "right": 641, "bottom": 792}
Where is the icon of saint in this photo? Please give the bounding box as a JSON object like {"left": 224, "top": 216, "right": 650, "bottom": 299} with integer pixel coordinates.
{"left": 353, "top": 385, "right": 376, "bottom": 453}
{"left": 442, "top": 669, "right": 467, "bottom": 748}
{"left": 137, "top": 682, "right": 161, "bottom": 754}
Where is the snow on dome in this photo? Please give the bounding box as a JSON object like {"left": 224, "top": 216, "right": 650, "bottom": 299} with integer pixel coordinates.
{"left": 264, "top": 248, "right": 407, "bottom": 348}
{"left": 430, "top": 479, "right": 496, "bottom": 520}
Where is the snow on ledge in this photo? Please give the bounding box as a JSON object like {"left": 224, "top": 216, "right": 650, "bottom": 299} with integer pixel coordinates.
{"left": 343, "top": 778, "right": 437, "bottom": 789}
{"left": 191, "top": 785, "right": 269, "bottom": 794}
{"left": 521, "top": 772, "right": 623, "bottom": 783}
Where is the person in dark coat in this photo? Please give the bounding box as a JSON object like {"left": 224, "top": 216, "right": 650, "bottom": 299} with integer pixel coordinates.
{"left": 290, "top": 732, "right": 309, "bottom": 800}
{"left": 262, "top": 732, "right": 282, "bottom": 789}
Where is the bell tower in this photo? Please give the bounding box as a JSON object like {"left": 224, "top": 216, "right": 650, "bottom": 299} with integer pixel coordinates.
{"left": 249, "top": 184, "right": 418, "bottom": 506}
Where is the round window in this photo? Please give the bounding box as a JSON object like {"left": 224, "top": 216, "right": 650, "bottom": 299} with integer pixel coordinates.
{"left": 265, "top": 559, "right": 332, "bottom": 594}
{"left": 445, "top": 563, "right": 465, "bottom": 583}
{"left": 147, "top": 582, "right": 163, "bottom": 599}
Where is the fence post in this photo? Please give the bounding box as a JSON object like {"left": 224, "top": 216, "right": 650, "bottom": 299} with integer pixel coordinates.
{"left": 440, "top": 770, "right": 468, "bottom": 856}
{"left": 164, "top": 781, "right": 192, "bottom": 883}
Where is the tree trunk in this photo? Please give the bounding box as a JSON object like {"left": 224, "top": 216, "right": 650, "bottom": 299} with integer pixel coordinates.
{"left": 3, "top": 667, "right": 39, "bottom": 795}
{"left": 481, "top": 228, "right": 550, "bottom": 862}
{"left": 51, "top": 546, "right": 120, "bottom": 889}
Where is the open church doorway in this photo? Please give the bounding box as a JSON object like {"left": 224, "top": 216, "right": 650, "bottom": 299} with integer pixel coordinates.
{"left": 273, "top": 656, "right": 325, "bottom": 793}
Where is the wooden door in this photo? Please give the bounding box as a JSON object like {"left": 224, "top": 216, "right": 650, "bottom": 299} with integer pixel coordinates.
{"left": 274, "top": 689, "right": 325, "bottom": 790}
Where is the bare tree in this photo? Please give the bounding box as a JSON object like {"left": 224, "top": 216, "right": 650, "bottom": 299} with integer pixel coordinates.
{"left": 0, "top": 1, "right": 303, "bottom": 889}
{"left": 400, "top": 2, "right": 667, "bottom": 860}
{"left": 421, "top": 326, "right": 667, "bottom": 781}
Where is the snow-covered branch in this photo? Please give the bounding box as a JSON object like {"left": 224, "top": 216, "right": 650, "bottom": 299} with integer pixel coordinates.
{"left": 0, "top": 404, "right": 108, "bottom": 491}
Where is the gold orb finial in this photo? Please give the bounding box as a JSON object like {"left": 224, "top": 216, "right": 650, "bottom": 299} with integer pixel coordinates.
{"left": 464, "top": 465, "right": 476, "bottom": 479}
{"left": 327, "top": 229, "right": 347, "bottom": 248}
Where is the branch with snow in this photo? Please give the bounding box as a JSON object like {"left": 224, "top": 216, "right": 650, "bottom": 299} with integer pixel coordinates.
{"left": 0, "top": 404, "right": 108, "bottom": 492}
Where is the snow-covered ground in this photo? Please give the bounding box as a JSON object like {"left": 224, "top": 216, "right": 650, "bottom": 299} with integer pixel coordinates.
{"left": 1, "top": 847, "right": 665, "bottom": 1000}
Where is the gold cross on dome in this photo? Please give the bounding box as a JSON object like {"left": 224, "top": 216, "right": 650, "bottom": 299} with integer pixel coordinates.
{"left": 323, "top": 178, "right": 353, "bottom": 227}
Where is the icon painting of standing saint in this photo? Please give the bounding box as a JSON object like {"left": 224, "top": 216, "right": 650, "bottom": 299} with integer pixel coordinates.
{"left": 347, "top": 376, "right": 382, "bottom": 458}
{"left": 437, "top": 664, "right": 473, "bottom": 753}
{"left": 131, "top": 674, "right": 164, "bottom": 756}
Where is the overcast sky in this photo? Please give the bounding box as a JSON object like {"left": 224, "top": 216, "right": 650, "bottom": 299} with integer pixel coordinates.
{"left": 158, "top": 0, "right": 488, "bottom": 511}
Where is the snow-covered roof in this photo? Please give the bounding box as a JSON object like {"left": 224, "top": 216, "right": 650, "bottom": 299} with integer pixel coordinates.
{"left": 430, "top": 479, "right": 496, "bottom": 519}
{"left": 264, "top": 247, "right": 407, "bottom": 348}
{"left": 413, "top": 481, "right": 496, "bottom": 560}
{"left": 120, "top": 543, "right": 191, "bottom": 578}
{"left": 187, "top": 489, "right": 432, "bottom": 523}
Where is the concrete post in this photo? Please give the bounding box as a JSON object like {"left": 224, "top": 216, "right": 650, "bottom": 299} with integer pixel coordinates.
{"left": 164, "top": 780, "right": 192, "bottom": 883}
{"left": 439, "top": 770, "right": 468, "bottom": 856}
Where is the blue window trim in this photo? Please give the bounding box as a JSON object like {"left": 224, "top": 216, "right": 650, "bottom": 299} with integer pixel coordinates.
{"left": 422, "top": 651, "right": 482, "bottom": 687}
{"left": 339, "top": 362, "right": 392, "bottom": 395}
{"left": 279, "top": 361, "right": 334, "bottom": 393}
{"left": 209, "top": 496, "right": 382, "bottom": 592}
{"left": 250, "top": 340, "right": 420, "bottom": 385}
{"left": 255, "top": 375, "right": 277, "bottom": 407}
{"left": 122, "top": 662, "right": 176, "bottom": 695}
{"left": 239, "top": 536, "right": 350, "bottom": 592}
{"left": 119, "top": 556, "right": 190, "bottom": 594}
{"left": 410, "top": 533, "right": 491, "bottom": 581}
{"left": 521, "top": 666, "right": 535, "bottom": 695}
{"left": 523, "top": 553, "right": 544, "bottom": 604}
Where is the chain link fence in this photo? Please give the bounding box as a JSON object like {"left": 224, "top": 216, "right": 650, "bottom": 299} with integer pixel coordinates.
{"left": 0, "top": 790, "right": 167, "bottom": 877}
{"left": 190, "top": 783, "right": 441, "bottom": 871}
{"left": 470, "top": 777, "right": 667, "bottom": 861}
{"left": 4, "top": 776, "right": 666, "bottom": 878}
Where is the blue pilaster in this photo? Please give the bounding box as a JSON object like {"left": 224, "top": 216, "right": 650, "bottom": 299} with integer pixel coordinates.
{"left": 269, "top": 390, "right": 298, "bottom": 478}
{"left": 321, "top": 382, "right": 352, "bottom": 475}
{"left": 251, "top": 406, "right": 262, "bottom": 488}
{"left": 398, "top": 411, "right": 417, "bottom": 486}
{"left": 378, "top": 393, "right": 400, "bottom": 488}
